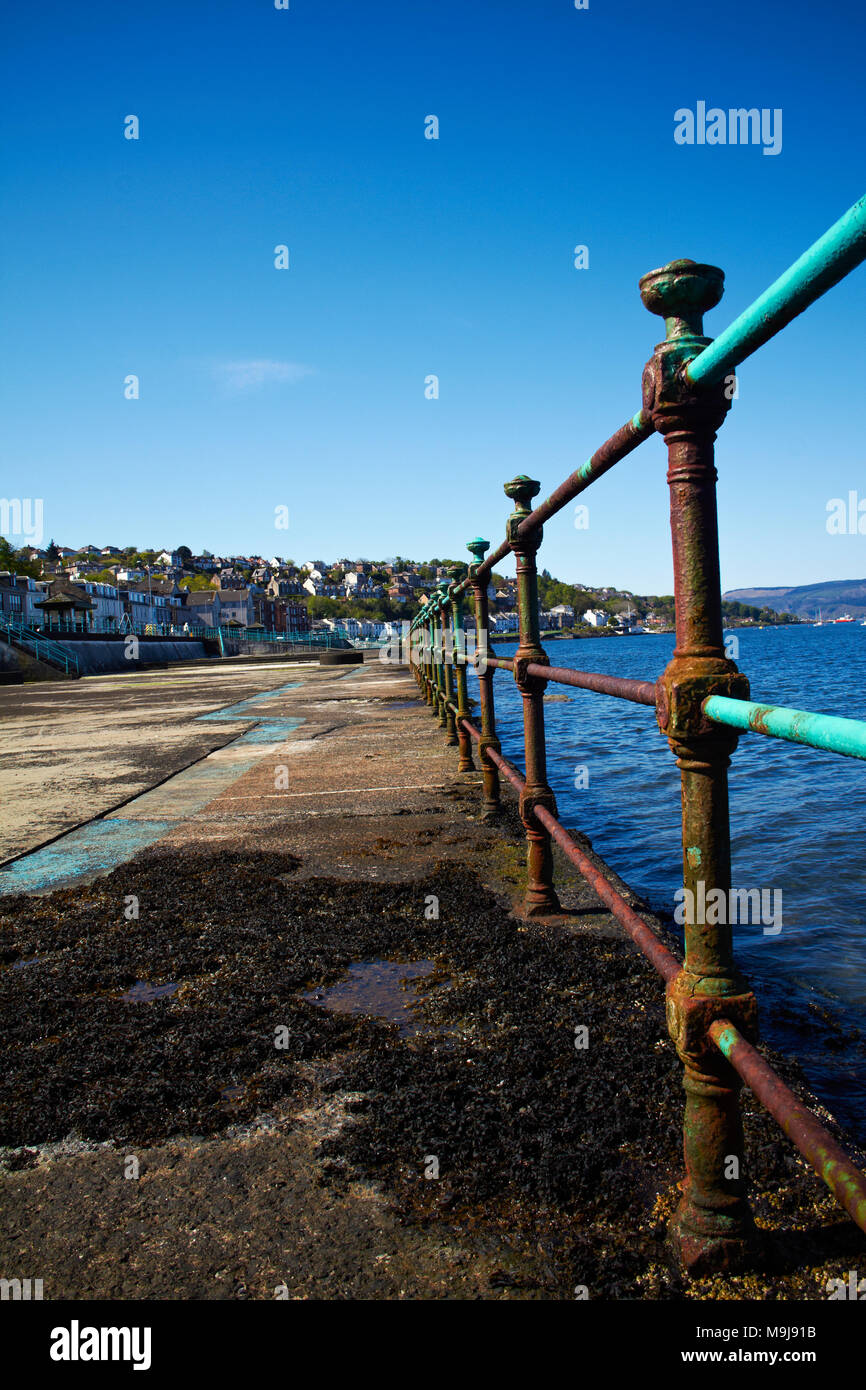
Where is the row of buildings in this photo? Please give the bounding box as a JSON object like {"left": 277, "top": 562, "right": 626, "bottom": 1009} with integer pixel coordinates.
{"left": 12, "top": 544, "right": 664, "bottom": 639}
{"left": 0, "top": 573, "right": 309, "bottom": 635}
{"left": 1, "top": 569, "right": 652, "bottom": 641}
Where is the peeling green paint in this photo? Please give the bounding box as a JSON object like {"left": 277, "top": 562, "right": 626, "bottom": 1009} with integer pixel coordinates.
{"left": 705, "top": 693, "right": 866, "bottom": 761}
{"left": 687, "top": 192, "right": 866, "bottom": 387}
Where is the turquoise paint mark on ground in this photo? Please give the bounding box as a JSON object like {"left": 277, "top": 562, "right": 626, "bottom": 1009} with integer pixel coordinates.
{"left": 197, "top": 681, "right": 301, "bottom": 722}
{"left": 0, "top": 818, "right": 176, "bottom": 895}
{"left": 239, "top": 718, "right": 304, "bottom": 743}
{"left": 1, "top": 679, "right": 307, "bottom": 895}
{"left": 197, "top": 680, "right": 304, "bottom": 744}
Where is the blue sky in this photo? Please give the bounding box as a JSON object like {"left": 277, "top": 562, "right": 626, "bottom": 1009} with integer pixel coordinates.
{"left": 2, "top": 0, "right": 865, "bottom": 593}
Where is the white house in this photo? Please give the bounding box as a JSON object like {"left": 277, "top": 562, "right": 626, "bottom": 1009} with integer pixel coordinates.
{"left": 75, "top": 579, "right": 124, "bottom": 632}
{"left": 583, "top": 609, "right": 609, "bottom": 627}
{"left": 123, "top": 584, "right": 174, "bottom": 630}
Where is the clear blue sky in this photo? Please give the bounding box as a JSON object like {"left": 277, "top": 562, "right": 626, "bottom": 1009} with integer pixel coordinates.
{"left": 2, "top": 0, "right": 865, "bottom": 593}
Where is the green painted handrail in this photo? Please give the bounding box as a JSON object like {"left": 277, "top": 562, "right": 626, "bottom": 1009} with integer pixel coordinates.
{"left": 687, "top": 192, "right": 866, "bottom": 387}
{"left": 704, "top": 694, "right": 866, "bottom": 761}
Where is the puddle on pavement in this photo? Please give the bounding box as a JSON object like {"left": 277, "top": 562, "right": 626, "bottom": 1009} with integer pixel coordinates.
{"left": 303, "top": 958, "right": 447, "bottom": 1037}
{"left": 220, "top": 1083, "right": 247, "bottom": 1106}
{"left": 121, "top": 981, "right": 180, "bottom": 1003}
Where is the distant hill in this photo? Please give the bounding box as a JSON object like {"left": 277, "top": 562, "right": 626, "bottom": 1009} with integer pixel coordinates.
{"left": 723, "top": 579, "right": 866, "bottom": 620}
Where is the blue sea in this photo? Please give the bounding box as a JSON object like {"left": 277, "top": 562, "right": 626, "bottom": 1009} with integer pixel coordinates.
{"left": 471, "top": 624, "right": 866, "bottom": 1142}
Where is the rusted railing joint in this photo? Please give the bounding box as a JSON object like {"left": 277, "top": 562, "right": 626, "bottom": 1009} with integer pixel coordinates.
{"left": 641, "top": 256, "right": 758, "bottom": 1274}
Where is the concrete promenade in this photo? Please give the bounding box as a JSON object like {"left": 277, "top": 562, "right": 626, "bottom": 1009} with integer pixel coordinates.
{"left": 0, "top": 659, "right": 862, "bottom": 1299}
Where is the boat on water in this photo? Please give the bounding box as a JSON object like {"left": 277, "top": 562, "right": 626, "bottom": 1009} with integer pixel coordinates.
{"left": 834, "top": 614, "right": 856, "bottom": 624}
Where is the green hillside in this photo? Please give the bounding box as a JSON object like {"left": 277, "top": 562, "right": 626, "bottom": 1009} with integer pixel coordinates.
{"left": 723, "top": 578, "right": 866, "bottom": 619}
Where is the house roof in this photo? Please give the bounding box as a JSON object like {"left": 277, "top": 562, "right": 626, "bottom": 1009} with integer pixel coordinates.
{"left": 147, "top": 578, "right": 183, "bottom": 596}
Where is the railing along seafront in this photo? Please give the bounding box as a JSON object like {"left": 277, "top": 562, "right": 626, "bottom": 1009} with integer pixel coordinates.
{"left": 407, "top": 193, "right": 866, "bottom": 1275}
{"left": 4, "top": 619, "right": 344, "bottom": 647}
{"left": 0, "top": 615, "right": 81, "bottom": 677}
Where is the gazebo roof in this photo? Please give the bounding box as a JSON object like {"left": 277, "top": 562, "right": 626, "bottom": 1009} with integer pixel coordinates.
{"left": 35, "top": 592, "right": 93, "bottom": 611}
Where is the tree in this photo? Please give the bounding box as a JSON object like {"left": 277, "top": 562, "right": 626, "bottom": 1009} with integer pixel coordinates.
{"left": 179, "top": 575, "right": 218, "bottom": 591}
{"left": 47, "top": 538, "right": 60, "bottom": 561}
{"left": 0, "top": 538, "right": 41, "bottom": 579}
{"left": 83, "top": 569, "right": 119, "bottom": 584}
{"left": 176, "top": 545, "right": 192, "bottom": 562}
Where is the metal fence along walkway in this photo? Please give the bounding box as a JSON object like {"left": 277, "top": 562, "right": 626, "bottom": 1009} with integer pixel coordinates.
{"left": 0, "top": 616, "right": 80, "bottom": 677}
{"left": 407, "top": 192, "right": 866, "bottom": 1276}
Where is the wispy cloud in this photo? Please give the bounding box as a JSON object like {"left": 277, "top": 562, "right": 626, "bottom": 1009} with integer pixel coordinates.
{"left": 216, "top": 360, "right": 314, "bottom": 392}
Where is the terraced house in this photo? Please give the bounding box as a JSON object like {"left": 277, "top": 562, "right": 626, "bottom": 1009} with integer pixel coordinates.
{"left": 0, "top": 572, "right": 52, "bottom": 626}
{"left": 217, "top": 589, "right": 254, "bottom": 627}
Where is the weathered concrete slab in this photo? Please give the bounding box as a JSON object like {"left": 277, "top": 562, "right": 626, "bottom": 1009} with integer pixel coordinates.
{"left": 0, "top": 663, "right": 330, "bottom": 864}
{"left": 0, "top": 658, "right": 862, "bottom": 1301}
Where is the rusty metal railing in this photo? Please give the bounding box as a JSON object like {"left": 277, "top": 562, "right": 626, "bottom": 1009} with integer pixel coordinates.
{"left": 407, "top": 192, "right": 866, "bottom": 1275}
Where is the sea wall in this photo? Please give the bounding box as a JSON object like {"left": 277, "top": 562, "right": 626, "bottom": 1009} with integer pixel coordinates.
{"left": 52, "top": 638, "right": 209, "bottom": 674}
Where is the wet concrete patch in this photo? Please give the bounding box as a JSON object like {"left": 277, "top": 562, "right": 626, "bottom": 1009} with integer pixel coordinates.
{"left": 121, "top": 981, "right": 180, "bottom": 1003}
{"left": 304, "top": 958, "right": 443, "bottom": 1036}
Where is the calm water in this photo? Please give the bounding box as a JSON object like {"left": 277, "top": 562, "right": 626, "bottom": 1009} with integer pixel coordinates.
{"left": 470, "top": 625, "right": 866, "bottom": 1140}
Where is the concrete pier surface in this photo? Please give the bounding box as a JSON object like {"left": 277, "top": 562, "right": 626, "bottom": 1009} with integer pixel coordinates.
{"left": 1, "top": 660, "right": 863, "bottom": 1299}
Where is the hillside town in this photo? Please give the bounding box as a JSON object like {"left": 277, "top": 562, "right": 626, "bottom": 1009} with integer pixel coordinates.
{"left": 0, "top": 539, "right": 796, "bottom": 642}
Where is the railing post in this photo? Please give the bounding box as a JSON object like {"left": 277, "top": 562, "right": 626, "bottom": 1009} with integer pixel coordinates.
{"left": 467, "top": 538, "right": 502, "bottom": 820}
{"left": 432, "top": 593, "right": 448, "bottom": 728}
{"left": 418, "top": 616, "right": 427, "bottom": 696}
{"left": 414, "top": 610, "right": 423, "bottom": 692}
{"left": 421, "top": 603, "right": 434, "bottom": 704}
{"left": 505, "top": 476, "right": 561, "bottom": 916}
{"left": 641, "top": 259, "right": 759, "bottom": 1275}
{"left": 447, "top": 566, "right": 475, "bottom": 772}
{"left": 428, "top": 597, "right": 439, "bottom": 706}
{"left": 437, "top": 580, "right": 459, "bottom": 746}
